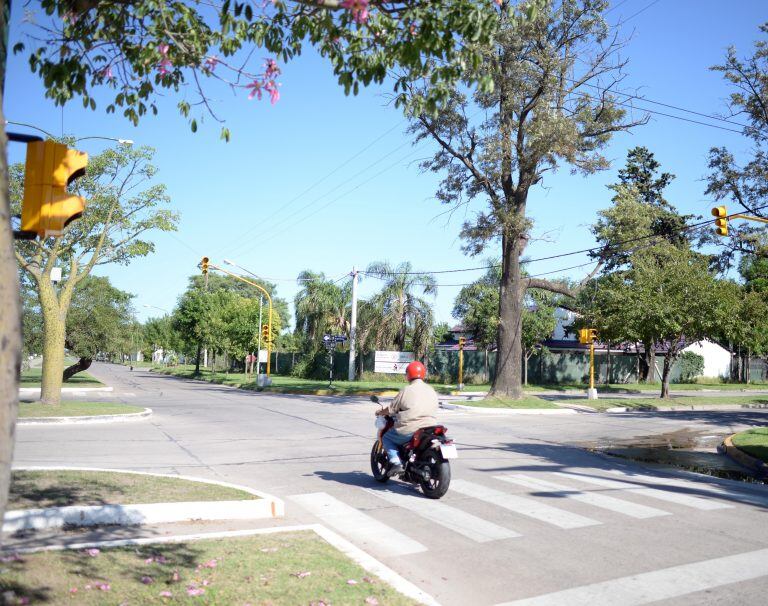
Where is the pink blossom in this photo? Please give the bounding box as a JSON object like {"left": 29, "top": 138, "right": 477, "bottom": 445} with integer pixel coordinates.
{"left": 200, "top": 559, "right": 217, "bottom": 569}
{"left": 171, "top": 570, "right": 181, "bottom": 583}
{"left": 365, "top": 598, "right": 379, "bottom": 606}
{"left": 264, "top": 58, "right": 280, "bottom": 78}
{"left": 347, "top": 579, "right": 358, "bottom": 585}
{"left": 495, "top": 0, "right": 502, "bottom": 5}
{"left": 246, "top": 80, "right": 263, "bottom": 101}
{"left": 85, "top": 548, "right": 100, "bottom": 557}
{"left": 205, "top": 55, "right": 220, "bottom": 71}
{"left": 84, "top": 585, "right": 92, "bottom": 591}
{"left": 157, "top": 44, "right": 172, "bottom": 76}
{"left": 263, "top": 80, "right": 280, "bottom": 105}
{"left": 99, "top": 65, "right": 113, "bottom": 79}
{"left": 341, "top": 0, "right": 370, "bottom": 24}
{"left": 187, "top": 587, "right": 205, "bottom": 596}
{"left": 96, "top": 583, "right": 111, "bottom": 592}
{"left": 292, "top": 571, "right": 311, "bottom": 579}
{"left": 69, "top": 587, "right": 78, "bottom": 595}
{"left": 159, "top": 590, "right": 173, "bottom": 598}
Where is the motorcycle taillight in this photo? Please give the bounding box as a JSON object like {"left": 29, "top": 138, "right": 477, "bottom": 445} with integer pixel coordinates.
{"left": 433, "top": 426, "right": 447, "bottom": 435}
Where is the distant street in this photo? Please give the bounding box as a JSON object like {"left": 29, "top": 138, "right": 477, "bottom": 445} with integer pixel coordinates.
{"left": 13, "top": 363, "right": 768, "bottom": 605}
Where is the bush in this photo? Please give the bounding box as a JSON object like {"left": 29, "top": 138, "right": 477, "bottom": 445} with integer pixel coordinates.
{"left": 677, "top": 351, "right": 705, "bottom": 383}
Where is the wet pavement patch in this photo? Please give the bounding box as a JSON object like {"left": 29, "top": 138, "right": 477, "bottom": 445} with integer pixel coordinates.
{"left": 577, "top": 428, "right": 767, "bottom": 483}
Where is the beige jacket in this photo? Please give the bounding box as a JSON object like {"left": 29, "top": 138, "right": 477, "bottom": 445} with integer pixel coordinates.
{"left": 386, "top": 379, "right": 439, "bottom": 435}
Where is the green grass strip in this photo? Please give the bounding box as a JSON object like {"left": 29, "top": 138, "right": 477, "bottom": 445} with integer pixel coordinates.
{"left": 0, "top": 531, "right": 419, "bottom": 605}
{"left": 455, "top": 396, "right": 560, "bottom": 409}
{"left": 8, "top": 470, "right": 259, "bottom": 510}
{"left": 19, "top": 367, "right": 104, "bottom": 387}
{"left": 731, "top": 427, "right": 768, "bottom": 464}
{"left": 573, "top": 395, "right": 768, "bottom": 413}
{"left": 18, "top": 401, "right": 143, "bottom": 418}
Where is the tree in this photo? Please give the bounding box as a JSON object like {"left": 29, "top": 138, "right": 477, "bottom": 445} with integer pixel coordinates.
{"left": 12, "top": 144, "right": 177, "bottom": 405}
{"left": 406, "top": 0, "right": 644, "bottom": 399}
{"left": 294, "top": 271, "right": 351, "bottom": 348}
{"left": 64, "top": 276, "right": 136, "bottom": 379}
{"left": 521, "top": 290, "right": 557, "bottom": 385}
{"left": 143, "top": 315, "right": 180, "bottom": 360}
{"left": 364, "top": 261, "right": 436, "bottom": 358}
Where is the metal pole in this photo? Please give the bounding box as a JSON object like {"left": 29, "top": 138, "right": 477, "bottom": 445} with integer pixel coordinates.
{"left": 257, "top": 296, "right": 263, "bottom": 374}
{"left": 348, "top": 268, "right": 358, "bottom": 381}
{"left": 590, "top": 341, "right": 594, "bottom": 390}
{"left": 458, "top": 343, "right": 464, "bottom": 390}
{"left": 329, "top": 349, "right": 334, "bottom": 388}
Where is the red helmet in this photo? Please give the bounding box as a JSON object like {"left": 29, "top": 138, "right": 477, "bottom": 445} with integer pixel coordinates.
{"left": 405, "top": 360, "right": 426, "bottom": 381}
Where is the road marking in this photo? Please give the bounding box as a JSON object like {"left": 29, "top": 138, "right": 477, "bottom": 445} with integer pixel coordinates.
{"left": 289, "top": 492, "right": 427, "bottom": 557}
{"left": 450, "top": 480, "right": 600, "bottom": 529}
{"left": 607, "top": 469, "right": 768, "bottom": 508}
{"left": 555, "top": 472, "right": 732, "bottom": 510}
{"left": 494, "top": 474, "right": 670, "bottom": 519}
{"left": 364, "top": 485, "right": 520, "bottom": 542}
{"left": 495, "top": 547, "right": 768, "bottom": 605}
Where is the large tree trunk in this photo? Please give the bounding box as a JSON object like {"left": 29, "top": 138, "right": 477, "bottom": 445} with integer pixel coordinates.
{"left": 0, "top": 85, "right": 22, "bottom": 545}
{"left": 39, "top": 290, "right": 66, "bottom": 406}
{"left": 63, "top": 356, "right": 92, "bottom": 382}
{"left": 490, "top": 233, "right": 524, "bottom": 399}
{"left": 660, "top": 352, "right": 676, "bottom": 399}
{"left": 640, "top": 341, "right": 655, "bottom": 383}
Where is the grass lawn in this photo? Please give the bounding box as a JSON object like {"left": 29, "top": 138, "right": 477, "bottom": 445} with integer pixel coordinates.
{"left": 576, "top": 395, "right": 768, "bottom": 413}
{"left": 8, "top": 470, "right": 259, "bottom": 510}
{"left": 18, "top": 401, "right": 143, "bottom": 418}
{"left": 0, "top": 531, "right": 418, "bottom": 605}
{"left": 454, "top": 395, "right": 561, "bottom": 409}
{"left": 19, "top": 367, "right": 104, "bottom": 387}
{"left": 731, "top": 427, "right": 768, "bottom": 464}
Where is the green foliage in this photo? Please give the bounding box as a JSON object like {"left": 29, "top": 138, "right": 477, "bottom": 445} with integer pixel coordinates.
{"left": 66, "top": 276, "right": 136, "bottom": 359}
{"left": 20, "top": 1, "right": 545, "bottom": 132}
{"left": 293, "top": 270, "right": 350, "bottom": 350}
{"left": 677, "top": 351, "right": 705, "bottom": 383}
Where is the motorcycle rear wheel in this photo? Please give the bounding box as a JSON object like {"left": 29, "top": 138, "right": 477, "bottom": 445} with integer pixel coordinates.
{"left": 419, "top": 454, "right": 451, "bottom": 499}
{"left": 370, "top": 441, "right": 390, "bottom": 483}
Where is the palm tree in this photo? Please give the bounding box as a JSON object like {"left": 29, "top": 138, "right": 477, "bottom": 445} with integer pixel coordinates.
{"left": 293, "top": 271, "right": 351, "bottom": 347}
{"left": 363, "top": 261, "right": 436, "bottom": 357}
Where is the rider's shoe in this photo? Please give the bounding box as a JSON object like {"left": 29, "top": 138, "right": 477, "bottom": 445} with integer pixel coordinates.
{"left": 387, "top": 463, "right": 403, "bottom": 477}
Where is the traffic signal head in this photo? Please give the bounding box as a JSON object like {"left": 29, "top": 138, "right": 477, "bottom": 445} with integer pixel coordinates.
{"left": 201, "top": 257, "right": 209, "bottom": 274}
{"left": 261, "top": 324, "right": 270, "bottom": 341}
{"left": 711, "top": 206, "right": 728, "bottom": 237}
{"left": 458, "top": 336, "right": 466, "bottom": 349}
{"left": 578, "top": 328, "right": 597, "bottom": 344}
{"left": 21, "top": 140, "right": 88, "bottom": 238}
{"left": 588, "top": 328, "right": 598, "bottom": 342}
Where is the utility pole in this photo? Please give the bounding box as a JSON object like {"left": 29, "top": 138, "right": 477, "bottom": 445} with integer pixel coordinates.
{"left": 348, "top": 267, "right": 359, "bottom": 381}
{"left": 256, "top": 296, "right": 263, "bottom": 374}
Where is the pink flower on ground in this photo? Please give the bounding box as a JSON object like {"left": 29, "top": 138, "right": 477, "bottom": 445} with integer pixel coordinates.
{"left": 341, "top": 0, "right": 370, "bottom": 24}
{"left": 69, "top": 587, "right": 78, "bottom": 595}
{"left": 84, "top": 585, "right": 92, "bottom": 591}
{"left": 96, "top": 583, "right": 111, "bottom": 592}
{"left": 187, "top": 587, "right": 205, "bottom": 596}
{"left": 365, "top": 598, "right": 379, "bottom": 606}
{"left": 159, "top": 591, "right": 173, "bottom": 598}
{"left": 292, "top": 571, "right": 311, "bottom": 579}
{"left": 141, "top": 576, "right": 154, "bottom": 585}
{"left": 347, "top": 579, "right": 358, "bottom": 585}
{"left": 85, "top": 548, "right": 100, "bottom": 557}
{"left": 171, "top": 570, "right": 181, "bottom": 583}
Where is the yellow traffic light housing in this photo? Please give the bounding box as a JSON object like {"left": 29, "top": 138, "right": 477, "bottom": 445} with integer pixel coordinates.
{"left": 21, "top": 140, "right": 87, "bottom": 238}
{"left": 458, "top": 336, "right": 466, "bottom": 349}
{"left": 711, "top": 206, "right": 728, "bottom": 237}
{"left": 578, "top": 328, "right": 597, "bottom": 344}
{"left": 201, "top": 257, "right": 209, "bottom": 274}
{"left": 261, "top": 324, "right": 270, "bottom": 342}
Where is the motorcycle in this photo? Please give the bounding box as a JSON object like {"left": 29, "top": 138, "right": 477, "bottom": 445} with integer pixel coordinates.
{"left": 369, "top": 395, "right": 457, "bottom": 499}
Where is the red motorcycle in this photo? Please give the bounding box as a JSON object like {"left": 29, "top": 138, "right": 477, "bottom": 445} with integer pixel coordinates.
{"left": 369, "top": 395, "right": 457, "bottom": 499}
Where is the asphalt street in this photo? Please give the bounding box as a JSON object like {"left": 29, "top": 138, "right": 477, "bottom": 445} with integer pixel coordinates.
{"left": 12, "top": 363, "right": 768, "bottom": 605}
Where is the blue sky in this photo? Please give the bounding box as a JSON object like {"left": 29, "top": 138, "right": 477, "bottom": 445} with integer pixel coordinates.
{"left": 6, "top": 1, "right": 766, "bottom": 328}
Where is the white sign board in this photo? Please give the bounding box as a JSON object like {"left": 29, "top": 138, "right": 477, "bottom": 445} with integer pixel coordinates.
{"left": 258, "top": 349, "right": 268, "bottom": 363}
{"left": 374, "top": 350, "right": 415, "bottom": 374}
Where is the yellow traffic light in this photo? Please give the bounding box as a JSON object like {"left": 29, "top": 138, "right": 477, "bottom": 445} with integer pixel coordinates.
{"left": 588, "top": 328, "right": 598, "bottom": 342}
{"left": 458, "top": 336, "right": 466, "bottom": 349}
{"left": 201, "top": 256, "right": 209, "bottom": 274}
{"left": 711, "top": 206, "right": 728, "bottom": 237}
{"left": 261, "top": 324, "right": 270, "bottom": 342}
{"left": 578, "top": 328, "right": 597, "bottom": 344}
{"left": 21, "top": 140, "right": 87, "bottom": 238}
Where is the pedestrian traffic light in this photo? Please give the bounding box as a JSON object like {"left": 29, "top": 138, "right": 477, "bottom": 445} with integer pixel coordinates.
{"left": 261, "top": 324, "right": 270, "bottom": 342}
{"left": 20, "top": 140, "right": 88, "bottom": 238}
{"left": 458, "top": 336, "right": 466, "bottom": 349}
{"left": 711, "top": 206, "right": 728, "bottom": 237}
{"left": 201, "top": 257, "right": 209, "bottom": 274}
{"left": 578, "top": 328, "right": 598, "bottom": 344}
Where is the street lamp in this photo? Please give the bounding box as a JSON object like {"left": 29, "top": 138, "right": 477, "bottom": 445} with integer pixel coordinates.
{"left": 5, "top": 120, "right": 133, "bottom": 145}
{"left": 143, "top": 303, "right": 169, "bottom": 314}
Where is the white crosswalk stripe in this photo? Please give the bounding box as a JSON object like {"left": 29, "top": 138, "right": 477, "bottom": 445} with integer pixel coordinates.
{"left": 495, "top": 547, "right": 768, "bottom": 605}
{"left": 554, "top": 472, "right": 733, "bottom": 510}
{"left": 364, "top": 485, "right": 520, "bottom": 542}
{"left": 451, "top": 479, "right": 601, "bottom": 529}
{"left": 289, "top": 492, "right": 427, "bottom": 557}
{"left": 494, "top": 474, "right": 671, "bottom": 519}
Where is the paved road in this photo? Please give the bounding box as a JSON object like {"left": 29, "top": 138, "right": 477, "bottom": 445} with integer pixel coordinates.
{"left": 13, "top": 363, "right": 768, "bottom": 605}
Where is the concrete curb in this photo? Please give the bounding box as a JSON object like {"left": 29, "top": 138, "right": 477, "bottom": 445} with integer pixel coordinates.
{"left": 18, "top": 408, "right": 152, "bottom": 425}
{"left": 4, "top": 467, "right": 285, "bottom": 533}
{"left": 606, "top": 403, "right": 768, "bottom": 413}
{"left": 440, "top": 403, "right": 578, "bottom": 415}
{"left": 718, "top": 435, "right": 768, "bottom": 479}
{"left": 19, "top": 386, "right": 113, "bottom": 396}
{"left": 0, "top": 524, "right": 439, "bottom": 606}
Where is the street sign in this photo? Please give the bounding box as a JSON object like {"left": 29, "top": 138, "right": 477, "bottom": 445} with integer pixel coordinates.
{"left": 374, "top": 350, "right": 415, "bottom": 374}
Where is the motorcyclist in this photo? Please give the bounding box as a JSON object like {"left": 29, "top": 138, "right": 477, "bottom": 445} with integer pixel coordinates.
{"left": 375, "top": 360, "right": 438, "bottom": 476}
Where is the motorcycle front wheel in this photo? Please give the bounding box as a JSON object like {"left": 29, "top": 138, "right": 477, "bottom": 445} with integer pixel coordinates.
{"left": 370, "top": 441, "right": 390, "bottom": 483}
{"left": 419, "top": 453, "right": 451, "bottom": 499}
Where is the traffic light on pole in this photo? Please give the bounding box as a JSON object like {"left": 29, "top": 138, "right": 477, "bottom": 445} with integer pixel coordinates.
{"left": 261, "top": 324, "right": 270, "bottom": 342}
{"left": 458, "top": 336, "right": 466, "bottom": 349}
{"left": 588, "top": 328, "right": 598, "bottom": 342}
{"left": 711, "top": 206, "right": 728, "bottom": 237}
{"left": 578, "top": 328, "right": 598, "bottom": 344}
{"left": 21, "top": 140, "right": 88, "bottom": 238}
{"left": 201, "top": 257, "right": 209, "bottom": 274}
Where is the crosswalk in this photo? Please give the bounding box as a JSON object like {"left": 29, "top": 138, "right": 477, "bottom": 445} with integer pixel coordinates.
{"left": 289, "top": 467, "right": 765, "bottom": 550}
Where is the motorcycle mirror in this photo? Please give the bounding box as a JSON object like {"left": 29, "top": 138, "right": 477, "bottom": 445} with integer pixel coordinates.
{"left": 369, "top": 395, "right": 379, "bottom": 403}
